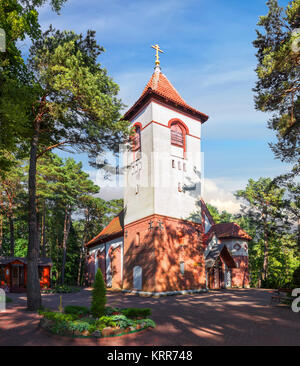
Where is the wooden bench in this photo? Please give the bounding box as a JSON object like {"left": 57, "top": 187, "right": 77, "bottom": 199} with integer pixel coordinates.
{"left": 270, "top": 288, "right": 293, "bottom": 305}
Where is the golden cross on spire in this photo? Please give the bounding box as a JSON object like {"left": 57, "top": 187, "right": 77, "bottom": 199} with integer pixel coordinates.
{"left": 151, "top": 44, "right": 164, "bottom": 66}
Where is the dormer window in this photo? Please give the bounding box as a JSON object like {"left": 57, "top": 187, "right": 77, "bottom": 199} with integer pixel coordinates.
{"left": 171, "top": 123, "right": 184, "bottom": 147}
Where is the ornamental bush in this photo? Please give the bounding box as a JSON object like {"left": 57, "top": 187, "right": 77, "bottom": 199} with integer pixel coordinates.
{"left": 95, "top": 316, "right": 117, "bottom": 330}
{"left": 110, "top": 314, "right": 134, "bottom": 329}
{"left": 64, "top": 305, "right": 89, "bottom": 316}
{"left": 91, "top": 269, "right": 106, "bottom": 318}
{"left": 121, "top": 307, "right": 151, "bottom": 318}
{"left": 104, "top": 306, "right": 120, "bottom": 315}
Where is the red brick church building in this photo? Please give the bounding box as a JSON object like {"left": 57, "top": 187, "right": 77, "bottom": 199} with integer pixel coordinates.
{"left": 85, "top": 50, "right": 251, "bottom": 294}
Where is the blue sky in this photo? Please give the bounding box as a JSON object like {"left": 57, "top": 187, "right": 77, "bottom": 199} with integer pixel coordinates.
{"left": 34, "top": 0, "right": 291, "bottom": 212}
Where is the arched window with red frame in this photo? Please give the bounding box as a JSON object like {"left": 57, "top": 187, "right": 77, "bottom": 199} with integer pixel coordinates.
{"left": 132, "top": 125, "right": 141, "bottom": 151}
{"left": 170, "top": 123, "right": 184, "bottom": 147}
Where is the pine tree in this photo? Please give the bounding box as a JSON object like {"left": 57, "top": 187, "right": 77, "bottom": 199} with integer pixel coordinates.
{"left": 235, "top": 177, "right": 291, "bottom": 285}
{"left": 91, "top": 268, "right": 106, "bottom": 318}
{"left": 23, "top": 28, "right": 129, "bottom": 310}
{"left": 253, "top": 0, "right": 300, "bottom": 173}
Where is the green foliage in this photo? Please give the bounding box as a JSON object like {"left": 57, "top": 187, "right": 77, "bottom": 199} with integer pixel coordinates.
{"left": 292, "top": 266, "right": 300, "bottom": 287}
{"left": 64, "top": 305, "right": 89, "bottom": 316}
{"left": 40, "top": 307, "right": 155, "bottom": 336}
{"left": 67, "top": 320, "right": 91, "bottom": 333}
{"left": 91, "top": 269, "right": 106, "bottom": 318}
{"left": 235, "top": 177, "right": 299, "bottom": 287}
{"left": 138, "top": 318, "right": 156, "bottom": 328}
{"left": 0, "top": 1, "right": 67, "bottom": 172}
{"left": 121, "top": 308, "right": 151, "bottom": 318}
{"left": 95, "top": 316, "right": 117, "bottom": 330}
{"left": 206, "top": 203, "right": 234, "bottom": 224}
{"left": 110, "top": 314, "right": 134, "bottom": 328}
{"left": 104, "top": 306, "right": 120, "bottom": 315}
{"left": 5, "top": 296, "right": 12, "bottom": 303}
{"left": 43, "top": 285, "right": 80, "bottom": 294}
{"left": 39, "top": 310, "right": 78, "bottom": 322}
{"left": 253, "top": 0, "right": 300, "bottom": 169}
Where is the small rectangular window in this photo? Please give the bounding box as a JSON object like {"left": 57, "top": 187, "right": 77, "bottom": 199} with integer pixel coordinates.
{"left": 180, "top": 261, "right": 185, "bottom": 275}
{"left": 183, "top": 163, "right": 186, "bottom": 172}
{"left": 135, "top": 232, "right": 140, "bottom": 246}
{"left": 178, "top": 161, "right": 181, "bottom": 170}
{"left": 172, "top": 160, "right": 175, "bottom": 168}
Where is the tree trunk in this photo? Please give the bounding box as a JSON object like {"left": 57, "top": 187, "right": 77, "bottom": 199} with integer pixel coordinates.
{"left": 77, "top": 208, "right": 89, "bottom": 286}
{"left": 262, "top": 216, "right": 269, "bottom": 283}
{"left": 0, "top": 213, "right": 3, "bottom": 256}
{"left": 61, "top": 208, "right": 71, "bottom": 285}
{"left": 8, "top": 213, "right": 14, "bottom": 257}
{"left": 298, "top": 217, "right": 300, "bottom": 253}
{"left": 27, "top": 128, "right": 42, "bottom": 310}
{"left": 77, "top": 233, "right": 86, "bottom": 286}
{"left": 41, "top": 202, "right": 46, "bottom": 257}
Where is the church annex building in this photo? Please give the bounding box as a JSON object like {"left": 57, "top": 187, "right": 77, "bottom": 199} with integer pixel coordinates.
{"left": 85, "top": 50, "right": 252, "bottom": 294}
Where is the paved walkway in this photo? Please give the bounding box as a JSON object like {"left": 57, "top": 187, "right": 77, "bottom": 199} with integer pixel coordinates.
{"left": 1, "top": 288, "right": 299, "bottom": 346}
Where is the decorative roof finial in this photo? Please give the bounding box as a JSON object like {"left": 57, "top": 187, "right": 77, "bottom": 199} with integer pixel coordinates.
{"left": 151, "top": 44, "right": 163, "bottom": 72}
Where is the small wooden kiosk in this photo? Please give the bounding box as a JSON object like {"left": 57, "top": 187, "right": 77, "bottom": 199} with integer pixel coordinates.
{"left": 0, "top": 257, "right": 52, "bottom": 292}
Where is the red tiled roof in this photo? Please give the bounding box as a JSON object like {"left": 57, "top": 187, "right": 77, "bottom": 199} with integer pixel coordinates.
{"left": 123, "top": 70, "right": 209, "bottom": 122}
{"left": 141, "top": 72, "right": 189, "bottom": 107}
{"left": 205, "top": 222, "right": 252, "bottom": 242}
{"left": 85, "top": 211, "right": 124, "bottom": 247}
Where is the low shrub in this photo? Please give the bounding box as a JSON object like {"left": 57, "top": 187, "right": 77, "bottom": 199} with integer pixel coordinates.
{"left": 5, "top": 297, "right": 12, "bottom": 303}
{"left": 67, "top": 320, "right": 91, "bottom": 333}
{"left": 110, "top": 314, "right": 134, "bottom": 329}
{"left": 43, "top": 285, "right": 80, "bottom": 294}
{"left": 104, "top": 306, "right": 120, "bottom": 315}
{"left": 40, "top": 310, "right": 78, "bottom": 322}
{"left": 121, "top": 308, "right": 151, "bottom": 318}
{"left": 95, "top": 315, "right": 117, "bottom": 330}
{"left": 50, "top": 320, "right": 69, "bottom": 335}
{"left": 139, "top": 318, "right": 156, "bottom": 328}
{"left": 64, "top": 305, "right": 89, "bottom": 316}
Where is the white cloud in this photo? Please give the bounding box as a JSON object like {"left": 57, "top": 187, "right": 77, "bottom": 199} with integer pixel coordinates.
{"left": 85, "top": 168, "right": 124, "bottom": 201}
{"left": 202, "top": 178, "right": 243, "bottom": 214}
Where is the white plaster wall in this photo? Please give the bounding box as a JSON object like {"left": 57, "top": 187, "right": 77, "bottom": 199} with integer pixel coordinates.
{"left": 89, "top": 237, "right": 124, "bottom": 286}
{"left": 204, "top": 234, "right": 218, "bottom": 257}
{"left": 204, "top": 214, "right": 212, "bottom": 233}
{"left": 124, "top": 120, "right": 154, "bottom": 225}
{"left": 152, "top": 102, "right": 201, "bottom": 138}
{"left": 152, "top": 122, "right": 201, "bottom": 221}
{"left": 124, "top": 100, "right": 203, "bottom": 225}
{"left": 131, "top": 103, "right": 153, "bottom": 127}
{"left": 220, "top": 238, "right": 249, "bottom": 257}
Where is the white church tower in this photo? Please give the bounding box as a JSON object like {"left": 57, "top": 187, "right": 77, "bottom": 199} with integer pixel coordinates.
{"left": 123, "top": 45, "right": 209, "bottom": 227}
{"left": 122, "top": 45, "right": 210, "bottom": 292}
{"left": 85, "top": 46, "right": 250, "bottom": 292}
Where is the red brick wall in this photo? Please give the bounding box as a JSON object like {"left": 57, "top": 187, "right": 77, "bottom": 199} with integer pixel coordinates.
{"left": 123, "top": 217, "right": 156, "bottom": 291}
{"left": 123, "top": 214, "right": 206, "bottom": 292}
{"left": 231, "top": 255, "right": 249, "bottom": 288}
